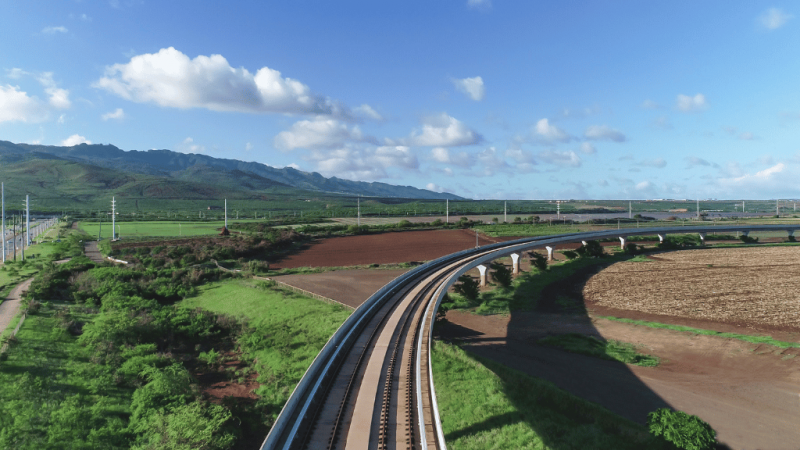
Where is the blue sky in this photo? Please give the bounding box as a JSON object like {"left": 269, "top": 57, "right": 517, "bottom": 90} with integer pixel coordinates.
{"left": 2, "top": 1, "right": 799, "bottom": 200}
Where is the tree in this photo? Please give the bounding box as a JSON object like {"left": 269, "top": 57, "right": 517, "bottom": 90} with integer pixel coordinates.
{"left": 491, "top": 262, "right": 512, "bottom": 288}
{"left": 576, "top": 240, "right": 604, "bottom": 258}
{"left": 530, "top": 252, "right": 548, "bottom": 271}
{"left": 453, "top": 275, "right": 480, "bottom": 302}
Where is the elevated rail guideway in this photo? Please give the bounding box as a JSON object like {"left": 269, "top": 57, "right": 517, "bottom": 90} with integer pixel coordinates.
{"left": 261, "top": 224, "right": 799, "bottom": 450}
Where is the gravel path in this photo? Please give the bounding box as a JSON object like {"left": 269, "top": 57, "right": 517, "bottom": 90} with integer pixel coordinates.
{"left": 0, "top": 278, "right": 34, "bottom": 336}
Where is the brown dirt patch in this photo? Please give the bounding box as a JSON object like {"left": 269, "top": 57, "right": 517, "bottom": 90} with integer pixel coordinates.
{"left": 270, "top": 229, "right": 499, "bottom": 269}
{"left": 272, "top": 268, "right": 410, "bottom": 309}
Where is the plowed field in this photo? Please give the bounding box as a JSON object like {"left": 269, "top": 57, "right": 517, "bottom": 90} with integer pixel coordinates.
{"left": 583, "top": 247, "right": 800, "bottom": 329}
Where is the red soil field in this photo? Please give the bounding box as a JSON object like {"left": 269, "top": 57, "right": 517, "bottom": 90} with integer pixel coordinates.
{"left": 270, "top": 229, "right": 503, "bottom": 269}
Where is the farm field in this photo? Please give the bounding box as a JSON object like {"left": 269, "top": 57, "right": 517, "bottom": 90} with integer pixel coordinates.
{"left": 583, "top": 247, "right": 800, "bottom": 330}
{"left": 78, "top": 219, "right": 262, "bottom": 239}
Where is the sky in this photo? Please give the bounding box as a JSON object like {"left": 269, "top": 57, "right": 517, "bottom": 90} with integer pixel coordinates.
{"left": 2, "top": 1, "right": 799, "bottom": 200}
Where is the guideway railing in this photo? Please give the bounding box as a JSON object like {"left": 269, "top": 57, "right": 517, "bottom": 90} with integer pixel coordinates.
{"left": 260, "top": 223, "right": 799, "bottom": 450}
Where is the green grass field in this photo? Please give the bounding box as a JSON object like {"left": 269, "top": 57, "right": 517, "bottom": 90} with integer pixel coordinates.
{"left": 538, "top": 334, "right": 660, "bottom": 367}
{"left": 432, "top": 341, "right": 653, "bottom": 449}
{"left": 180, "top": 279, "right": 351, "bottom": 422}
{"left": 79, "top": 220, "right": 260, "bottom": 238}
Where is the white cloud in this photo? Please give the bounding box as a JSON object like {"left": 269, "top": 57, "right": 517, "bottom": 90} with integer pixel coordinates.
{"left": 636, "top": 158, "right": 667, "bottom": 168}
{"left": 579, "top": 142, "right": 596, "bottom": 154}
{"left": 533, "top": 118, "right": 571, "bottom": 143}
{"left": 426, "top": 183, "right": 444, "bottom": 192}
{"left": 685, "top": 156, "right": 717, "bottom": 169}
{"left": 504, "top": 148, "right": 536, "bottom": 165}
{"left": 42, "top": 26, "right": 68, "bottom": 34}
{"left": 0, "top": 85, "right": 49, "bottom": 123}
{"left": 452, "top": 76, "right": 485, "bottom": 101}
{"left": 61, "top": 134, "right": 91, "bottom": 146}
{"left": 537, "top": 149, "right": 581, "bottom": 167}
{"left": 584, "top": 124, "right": 626, "bottom": 142}
{"left": 716, "top": 163, "right": 797, "bottom": 196}
{"left": 307, "top": 145, "right": 419, "bottom": 180}
{"left": 641, "top": 99, "right": 661, "bottom": 109}
{"left": 274, "top": 118, "right": 376, "bottom": 151}
{"left": 759, "top": 8, "right": 793, "bottom": 30}
{"left": 101, "top": 108, "right": 125, "bottom": 121}
{"left": 467, "top": 0, "right": 491, "bottom": 10}
{"left": 58, "top": 114, "right": 65, "bottom": 124}
{"left": 636, "top": 181, "right": 654, "bottom": 191}
{"left": 430, "top": 147, "right": 473, "bottom": 167}
{"left": 34, "top": 72, "right": 71, "bottom": 109}
{"left": 286, "top": 163, "right": 300, "bottom": 170}
{"left": 653, "top": 116, "right": 672, "bottom": 129}
{"left": 94, "top": 47, "right": 351, "bottom": 118}
{"left": 245, "top": 142, "right": 253, "bottom": 151}
{"left": 475, "top": 147, "right": 511, "bottom": 175}
{"left": 406, "top": 113, "right": 482, "bottom": 147}
{"left": 176, "top": 137, "right": 206, "bottom": 154}
{"left": 354, "top": 104, "right": 383, "bottom": 121}
{"left": 6, "top": 68, "right": 25, "bottom": 79}
{"left": 676, "top": 93, "right": 708, "bottom": 112}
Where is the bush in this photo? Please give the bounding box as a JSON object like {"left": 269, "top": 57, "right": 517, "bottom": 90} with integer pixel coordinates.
{"left": 562, "top": 250, "right": 578, "bottom": 260}
{"left": 397, "top": 220, "right": 412, "bottom": 228}
{"left": 625, "top": 242, "right": 639, "bottom": 254}
{"left": 530, "top": 252, "right": 548, "bottom": 271}
{"left": 647, "top": 408, "right": 717, "bottom": 450}
{"left": 739, "top": 234, "right": 758, "bottom": 244}
{"left": 576, "top": 240, "right": 605, "bottom": 258}
{"left": 453, "top": 275, "right": 480, "bottom": 302}
{"left": 491, "top": 262, "right": 512, "bottom": 288}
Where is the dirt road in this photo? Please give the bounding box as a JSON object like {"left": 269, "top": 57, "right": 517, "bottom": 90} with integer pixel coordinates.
{"left": 0, "top": 278, "right": 34, "bottom": 336}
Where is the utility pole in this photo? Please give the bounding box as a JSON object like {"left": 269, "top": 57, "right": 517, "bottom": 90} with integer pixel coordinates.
{"left": 224, "top": 199, "right": 228, "bottom": 229}
{"left": 1, "top": 182, "right": 5, "bottom": 263}
{"left": 629, "top": 201, "right": 632, "bottom": 219}
{"left": 504, "top": 201, "right": 507, "bottom": 223}
{"left": 776, "top": 199, "right": 780, "bottom": 216}
{"left": 475, "top": 229, "right": 479, "bottom": 248}
{"left": 357, "top": 196, "right": 361, "bottom": 227}
{"left": 696, "top": 198, "right": 700, "bottom": 220}
{"left": 25, "top": 195, "right": 29, "bottom": 248}
{"left": 111, "top": 197, "right": 116, "bottom": 240}
{"left": 556, "top": 200, "right": 561, "bottom": 219}
{"left": 446, "top": 199, "right": 449, "bottom": 223}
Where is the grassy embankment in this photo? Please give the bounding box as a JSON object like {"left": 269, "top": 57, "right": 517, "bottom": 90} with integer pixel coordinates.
{"left": 181, "top": 279, "right": 351, "bottom": 418}
{"left": 433, "top": 341, "right": 659, "bottom": 449}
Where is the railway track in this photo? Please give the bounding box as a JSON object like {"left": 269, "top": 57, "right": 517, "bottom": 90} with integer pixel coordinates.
{"left": 261, "top": 224, "right": 800, "bottom": 450}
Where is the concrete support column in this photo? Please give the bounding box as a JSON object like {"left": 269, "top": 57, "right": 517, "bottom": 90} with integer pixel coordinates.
{"left": 476, "top": 264, "right": 488, "bottom": 287}
{"left": 545, "top": 246, "right": 555, "bottom": 261}
{"left": 741, "top": 230, "right": 750, "bottom": 237}
{"left": 619, "top": 236, "right": 627, "bottom": 249}
{"left": 698, "top": 232, "right": 706, "bottom": 245}
{"left": 510, "top": 253, "right": 520, "bottom": 275}
{"left": 787, "top": 230, "right": 795, "bottom": 238}
{"left": 581, "top": 240, "right": 589, "bottom": 247}
{"left": 658, "top": 233, "right": 666, "bottom": 243}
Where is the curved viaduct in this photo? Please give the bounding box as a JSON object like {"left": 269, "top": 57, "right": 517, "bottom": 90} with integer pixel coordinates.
{"left": 261, "top": 224, "right": 798, "bottom": 450}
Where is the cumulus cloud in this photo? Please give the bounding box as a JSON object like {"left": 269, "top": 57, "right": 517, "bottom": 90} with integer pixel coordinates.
{"left": 430, "top": 147, "right": 473, "bottom": 167}
{"left": 37, "top": 72, "right": 71, "bottom": 109}
{"left": 467, "top": 0, "right": 491, "bottom": 11}
{"left": 101, "top": 108, "right": 125, "bottom": 121}
{"left": 426, "top": 182, "right": 452, "bottom": 193}
{"left": 475, "top": 147, "right": 511, "bottom": 175}
{"left": 584, "top": 124, "right": 626, "bottom": 142}
{"left": 641, "top": 99, "right": 661, "bottom": 109}
{"left": 176, "top": 137, "right": 206, "bottom": 154}
{"left": 452, "top": 76, "right": 485, "bottom": 101}
{"left": 42, "top": 26, "right": 68, "bottom": 34}
{"left": 537, "top": 149, "right": 581, "bottom": 168}
{"left": 0, "top": 85, "right": 49, "bottom": 123}
{"left": 61, "top": 134, "right": 91, "bottom": 146}
{"left": 559, "top": 106, "right": 600, "bottom": 119}
{"left": 504, "top": 148, "right": 536, "bottom": 164}
{"left": 307, "top": 145, "right": 419, "bottom": 180}
{"left": 636, "top": 158, "right": 667, "bottom": 168}
{"left": 676, "top": 93, "right": 708, "bottom": 112}
{"left": 685, "top": 156, "right": 717, "bottom": 169}
{"left": 274, "top": 118, "right": 376, "bottom": 151}
{"left": 94, "top": 47, "right": 351, "bottom": 118}
{"left": 715, "top": 163, "right": 799, "bottom": 196}
{"left": 354, "top": 104, "right": 383, "bottom": 121}
{"left": 579, "top": 142, "right": 596, "bottom": 154}
{"left": 759, "top": 8, "right": 793, "bottom": 30}
{"left": 405, "top": 113, "right": 482, "bottom": 147}
{"left": 533, "top": 118, "right": 571, "bottom": 144}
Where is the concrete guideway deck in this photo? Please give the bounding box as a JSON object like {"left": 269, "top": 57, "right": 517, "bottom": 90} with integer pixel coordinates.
{"left": 261, "top": 223, "right": 800, "bottom": 450}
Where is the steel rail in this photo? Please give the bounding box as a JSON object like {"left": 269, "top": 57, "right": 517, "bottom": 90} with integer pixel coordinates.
{"left": 261, "top": 224, "right": 799, "bottom": 450}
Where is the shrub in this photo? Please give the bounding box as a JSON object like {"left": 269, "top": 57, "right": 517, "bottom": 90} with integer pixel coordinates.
{"left": 198, "top": 348, "right": 220, "bottom": 367}
{"left": 647, "top": 408, "right": 717, "bottom": 450}
{"left": 491, "top": 262, "right": 512, "bottom": 288}
{"left": 431, "top": 219, "right": 443, "bottom": 226}
{"left": 576, "top": 240, "right": 605, "bottom": 258}
{"left": 562, "top": 250, "right": 578, "bottom": 260}
{"left": 625, "top": 242, "right": 639, "bottom": 254}
{"left": 530, "top": 252, "right": 548, "bottom": 271}
{"left": 453, "top": 275, "right": 480, "bottom": 302}
{"left": 397, "top": 220, "right": 412, "bottom": 228}
{"left": 739, "top": 234, "right": 758, "bottom": 244}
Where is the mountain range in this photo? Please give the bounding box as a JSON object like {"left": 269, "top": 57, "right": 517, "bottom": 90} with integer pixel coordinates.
{"left": 0, "top": 141, "right": 461, "bottom": 208}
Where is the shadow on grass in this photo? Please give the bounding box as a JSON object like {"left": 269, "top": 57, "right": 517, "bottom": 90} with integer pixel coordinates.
{"left": 436, "top": 253, "right": 731, "bottom": 449}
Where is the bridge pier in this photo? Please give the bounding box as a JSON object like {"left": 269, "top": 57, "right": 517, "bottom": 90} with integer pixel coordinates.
{"left": 787, "top": 230, "right": 795, "bottom": 238}
{"left": 698, "top": 232, "right": 706, "bottom": 245}
{"left": 581, "top": 240, "right": 589, "bottom": 247}
{"left": 619, "top": 236, "right": 627, "bottom": 249}
{"left": 476, "top": 264, "right": 488, "bottom": 287}
{"left": 545, "top": 246, "right": 555, "bottom": 261}
{"left": 510, "top": 253, "right": 520, "bottom": 275}
{"left": 658, "top": 233, "right": 666, "bottom": 243}
{"left": 741, "top": 230, "right": 749, "bottom": 237}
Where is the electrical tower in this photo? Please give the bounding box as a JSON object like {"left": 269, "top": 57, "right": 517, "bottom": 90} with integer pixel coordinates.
{"left": 112, "top": 197, "right": 116, "bottom": 240}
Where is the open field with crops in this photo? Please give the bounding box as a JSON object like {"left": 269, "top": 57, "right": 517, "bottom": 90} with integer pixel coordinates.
{"left": 78, "top": 220, "right": 262, "bottom": 238}
{"left": 583, "top": 247, "right": 800, "bottom": 329}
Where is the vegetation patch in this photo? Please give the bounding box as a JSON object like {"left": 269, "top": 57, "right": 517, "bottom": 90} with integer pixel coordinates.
{"left": 432, "top": 340, "right": 664, "bottom": 449}
{"left": 597, "top": 316, "right": 800, "bottom": 349}
{"left": 538, "top": 333, "right": 660, "bottom": 367}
